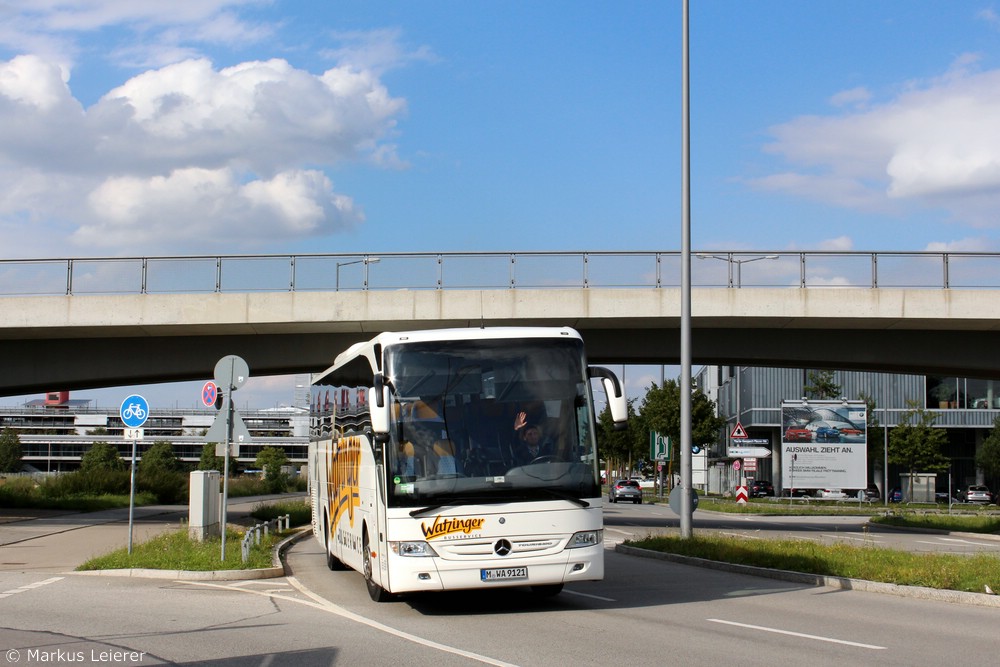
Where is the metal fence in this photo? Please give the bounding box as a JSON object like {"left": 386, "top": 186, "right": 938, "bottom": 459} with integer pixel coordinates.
{"left": 241, "top": 514, "right": 291, "bottom": 563}
{"left": 0, "top": 251, "right": 997, "bottom": 296}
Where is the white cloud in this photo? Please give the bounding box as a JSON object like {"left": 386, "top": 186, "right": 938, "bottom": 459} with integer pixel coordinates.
{"left": 750, "top": 57, "right": 1000, "bottom": 227}
{"left": 0, "top": 1, "right": 272, "bottom": 69}
{"left": 817, "top": 236, "right": 853, "bottom": 251}
{"left": 76, "top": 167, "right": 361, "bottom": 249}
{"left": 0, "top": 53, "right": 403, "bottom": 255}
{"left": 924, "top": 237, "right": 997, "bottom": 252}
{"left": 829, "top": 86, "right": 871, "bottom": 109}
{"left": 321, "top": 28, "right": 439, "bottom": 75}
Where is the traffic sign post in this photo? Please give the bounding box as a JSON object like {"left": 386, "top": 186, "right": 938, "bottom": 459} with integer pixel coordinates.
{"left": 120, "top": 394, "right": 149, "bottom": 555}
{"left": 201, "top": 381, "right": 218, "bottom": 408}
{"left": 210, "top": 355, "right": 250, "bottom": 562}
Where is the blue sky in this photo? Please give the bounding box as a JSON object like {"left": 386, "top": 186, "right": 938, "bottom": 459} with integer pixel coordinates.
{"left": 2, "top": 1, "right": 1000, "bottom": 408}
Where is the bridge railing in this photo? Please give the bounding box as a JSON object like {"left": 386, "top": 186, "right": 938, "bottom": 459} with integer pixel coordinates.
{"left": 0, "top": 251, "right": 997, "bottom": 296}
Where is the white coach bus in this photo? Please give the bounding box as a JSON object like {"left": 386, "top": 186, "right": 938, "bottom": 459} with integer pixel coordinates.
{"left": 308, "top": 326, "right": 627, "bottom": 601}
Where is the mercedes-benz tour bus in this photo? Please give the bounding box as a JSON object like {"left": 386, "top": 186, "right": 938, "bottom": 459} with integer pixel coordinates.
{"left": 308, "top": 326, "right": 626, "bottom": 601}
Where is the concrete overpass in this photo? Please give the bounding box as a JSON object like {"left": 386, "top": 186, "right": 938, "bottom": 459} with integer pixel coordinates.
{"left": 2, "top": 251, "right": 999, "bottom": 395}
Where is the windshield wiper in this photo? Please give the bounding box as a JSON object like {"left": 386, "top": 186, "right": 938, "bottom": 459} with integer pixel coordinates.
{"left": 535, "top": 488, "right": 590, "bottom": 507}
{"left": 408, "top": 490, "right": 590, "bottom": 517}
{"left": 409, "top": 496, "right": 513, "bottom": 518}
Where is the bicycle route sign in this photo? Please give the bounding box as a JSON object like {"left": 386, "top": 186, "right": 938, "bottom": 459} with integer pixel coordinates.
{"left": 120, "top": 394, "right": 149, "bottom": 429}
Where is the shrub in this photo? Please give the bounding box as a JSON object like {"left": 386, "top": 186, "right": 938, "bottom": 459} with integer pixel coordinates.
{"left": 251, "top": 499, "right": 311, "bottom": 527}
{"left": 40, "top": 469, "right": 130, "bottom": 498}
{"left": 138, "top": 469, "right": 188, "bottom": 504}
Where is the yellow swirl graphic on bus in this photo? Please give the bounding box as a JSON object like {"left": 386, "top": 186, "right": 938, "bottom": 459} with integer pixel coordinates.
{"left": 327, "top": 436, "right": 362, "bottom": 532}
{"left": 420, "top": 515, "right": 486, "bottom": 540}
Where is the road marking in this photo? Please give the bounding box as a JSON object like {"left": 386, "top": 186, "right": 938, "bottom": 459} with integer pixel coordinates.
{"left": 707, "top": 618, "right": 886, "bottom": 650}
{"left": 190, "top": 578, "right": 519, "bottom": 667}
{"left": 562, "top": 589, "right": 616, "bottom": 602}
{"left": 937, "top": 537, "right": 997, "bottom": 546}
{"left": 604, "top": 528, "right": 632, "bottom": 535}
{"left": 0, "top": 576, "right": 64, "bottom": 599}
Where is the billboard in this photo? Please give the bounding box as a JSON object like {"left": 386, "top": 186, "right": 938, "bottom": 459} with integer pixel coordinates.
{"left": 781, "top": 400, "right": 867, "bottom": 490}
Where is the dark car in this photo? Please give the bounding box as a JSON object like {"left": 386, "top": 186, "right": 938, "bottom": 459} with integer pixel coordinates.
{"left": 748, "top": 479, "right": 774, "bottom": 497}
{"left": 608, "top": 479, "right": 643, "bottom": 504}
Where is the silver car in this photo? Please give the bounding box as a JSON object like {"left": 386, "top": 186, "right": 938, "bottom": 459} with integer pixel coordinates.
{"left": 609, "top": 479, "right": 643, "bottom": 504}
{"left": 964, "top": 485, "right": 993, "bottom": 504}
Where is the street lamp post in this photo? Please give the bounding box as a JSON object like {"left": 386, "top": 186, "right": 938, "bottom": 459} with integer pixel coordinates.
{"left": 696, "top": 253, "right": 778, "bottom": 288}
{"left": 335, "top": 257, "right": 380, "bottom": 291}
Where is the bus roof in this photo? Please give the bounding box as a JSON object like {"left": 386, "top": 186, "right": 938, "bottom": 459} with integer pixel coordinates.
{"left": 312, "top": 326, "right": 582, "bottom": 387}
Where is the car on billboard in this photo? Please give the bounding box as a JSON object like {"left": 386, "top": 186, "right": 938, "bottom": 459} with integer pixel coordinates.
{"left": 784, "top": 427, "right": 812, "bottom": 442}
{"left": 814, "top": 426, "right": 841, "bottom": 442}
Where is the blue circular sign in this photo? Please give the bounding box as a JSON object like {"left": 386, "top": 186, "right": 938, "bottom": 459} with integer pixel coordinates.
{"left": 120, "top": 394, "right": 149, "bottom": 428}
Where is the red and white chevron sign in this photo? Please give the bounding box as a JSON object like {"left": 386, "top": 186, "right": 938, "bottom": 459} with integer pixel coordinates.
{"left": 736, "top": 485, "right": 748, "bottom": 505}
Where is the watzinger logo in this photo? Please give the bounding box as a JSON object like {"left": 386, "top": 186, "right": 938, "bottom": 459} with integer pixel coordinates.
{"left": 420, "top": 515, "right": 486, "bottom": 540}
{"left": 327, "top": 436, "right": 362, "bottom": 530}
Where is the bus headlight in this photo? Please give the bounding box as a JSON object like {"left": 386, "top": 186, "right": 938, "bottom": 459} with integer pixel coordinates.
{"left": 567, "top": 530, "right": 602, "bottom": 549}
{"left": 389, "top": 541, "right": 438, "bottom": 557}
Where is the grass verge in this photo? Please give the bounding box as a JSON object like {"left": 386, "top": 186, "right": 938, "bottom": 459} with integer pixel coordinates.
{"left": 76, "top": 527, "right": 288, "bottom": 572}
{"left": 627, "top": 533, "right": 1000, "bottom": 594}
{"left": 250, "top": 498, "right": 310, "bottom": 527}
{"left": 871, "top": 513, "right": 1000, "bottom": 534}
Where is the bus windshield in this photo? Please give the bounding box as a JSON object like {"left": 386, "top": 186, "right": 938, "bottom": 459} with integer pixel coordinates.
{"left": 383, "top": 337, "right": 601, "bottom": 507}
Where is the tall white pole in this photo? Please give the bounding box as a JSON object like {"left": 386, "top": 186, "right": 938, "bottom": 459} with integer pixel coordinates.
{"left": 679, "top": 0, "right": 694, "bottom": 538}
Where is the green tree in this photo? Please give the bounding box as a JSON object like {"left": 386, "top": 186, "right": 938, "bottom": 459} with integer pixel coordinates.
{"left": 197, "top": 443, "right": 225, "bottom": 472}
{"left": 640, "top": 380, "right": 725, "bottom": 455}
{"left": 889, "top": 402, "right": 950, "bottom": 499}
{"left": 975, "top": 416, "right": 1000, "bottom": 479}
{"left": 0, "top": 427, "right": 23, "bottom": 473}
{"left": 80, "top": 441, "right": 125, "bottom": 472}
{"left": 139, "top": 441, "right": 181, "bottom": 474}
{"left": 804, "top": 370, "right": 841, "bottom": 399}
{"left": 638, "top": 379, "right": 726, "bottom": 487}
{"left": 256, "top": 446, "right": 290, "bottom": 493}
{"left": 597, "top": 398, "right": 641, "bottom": 479}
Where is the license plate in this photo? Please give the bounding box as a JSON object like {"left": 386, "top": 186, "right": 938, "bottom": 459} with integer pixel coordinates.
{"left": 481, "top": 567, "right": 528, "bottom": 581}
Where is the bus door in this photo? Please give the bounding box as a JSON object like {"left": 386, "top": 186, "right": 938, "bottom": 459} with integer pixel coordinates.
{"left": 371, "top": 434, "right": 391, "bottom": 592}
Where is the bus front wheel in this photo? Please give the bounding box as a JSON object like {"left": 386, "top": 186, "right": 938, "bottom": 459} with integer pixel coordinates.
{"left": 530, "top": 583, "right": 564, "bottom": 597}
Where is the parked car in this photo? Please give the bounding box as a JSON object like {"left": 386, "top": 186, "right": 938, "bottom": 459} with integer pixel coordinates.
{"left": 748, "top": 479, "right": 774, "bottom": 497}
{"left": 608, "top": 479, "right": 643, "bottom": 504}
{"left": 845, "top": 485, "right": 880, "bottom": 500}
{"left": 887, "top": 487, "right": 903, "bottom": 503}
{"left": 818, "top": 489, "right": 847, "bottom": 499}
{"left": 962, "top": 485, "right": 993, "bottom": 504}
{"left": 784, "top": 427, "right": 812, "bottom": 442}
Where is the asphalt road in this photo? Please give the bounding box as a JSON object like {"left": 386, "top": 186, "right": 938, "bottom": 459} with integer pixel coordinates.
{"left": 603, "top": 500, "right": 1000, "bottom": 555}
{"left": 1, "top": 501, "right": 999, "bottom": 666}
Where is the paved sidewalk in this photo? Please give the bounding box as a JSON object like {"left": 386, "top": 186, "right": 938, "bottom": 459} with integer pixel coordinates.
{"left": 0, "top": 494, "right": 305, "bottom": 573}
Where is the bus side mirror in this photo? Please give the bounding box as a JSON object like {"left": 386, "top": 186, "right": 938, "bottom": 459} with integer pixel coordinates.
{"left": 588, "top": 366, "right": 628, "bottom": 430}
{"left": 369, "top": 374, "right": 390, "bottom": 436}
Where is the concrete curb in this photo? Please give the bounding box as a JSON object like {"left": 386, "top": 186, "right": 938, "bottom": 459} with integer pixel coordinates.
{"left": 615, "top": 544, "right": 1000, "bottom": 608}
{"left": 72, "top": 527, "right": 313, "bottom": 581}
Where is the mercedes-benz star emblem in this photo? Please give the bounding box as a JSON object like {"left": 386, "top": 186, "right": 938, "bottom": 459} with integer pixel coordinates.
{"left": 494, "top": 539, "right": 512, "bottom": 556}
